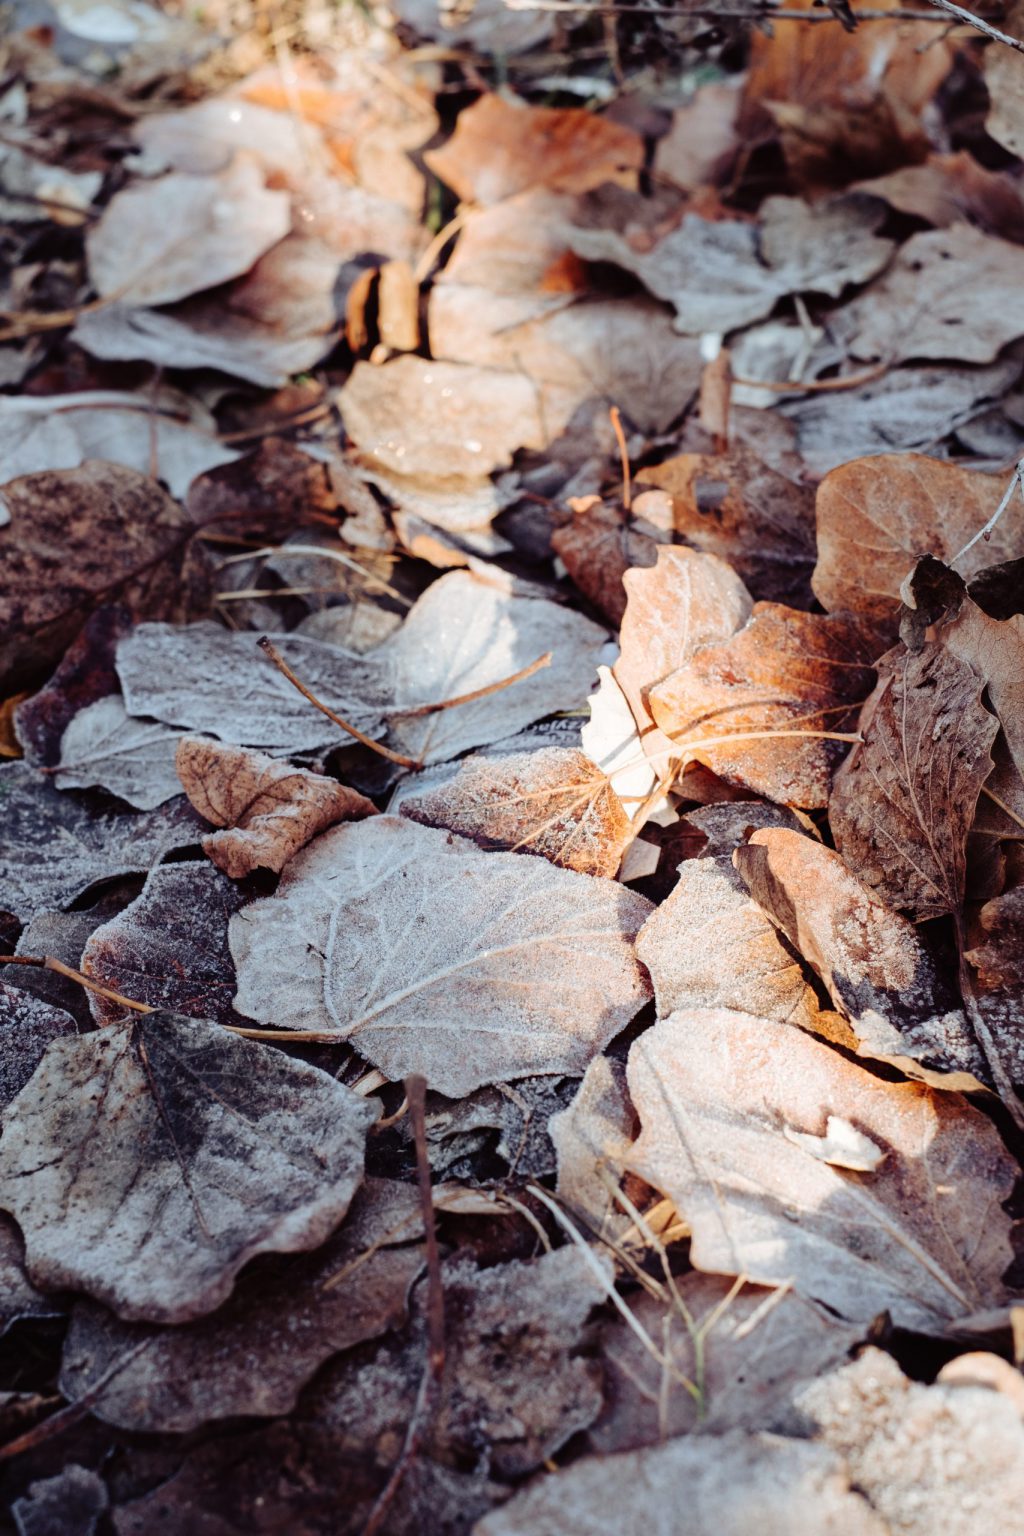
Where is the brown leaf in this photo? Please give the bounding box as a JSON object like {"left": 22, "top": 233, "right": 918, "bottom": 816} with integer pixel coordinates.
{"left": 627, "top": 1008, "right": 1016, "bottom": 1329}
{"left": 653, "top": 81, "right": 741, "bottom": 191}
{"left": 812, "top": 455, "right": 1018, "bottom": 631}
{"left": 14, "top": 605, "right": 132, "bottom": 770}
{"left": 649, "top": 604, "right": 875, "bottom": 808}
{"left": 830, "top": 644, "right": 999, "bottom": 920}
{"left": 636, "top": 445, "right": 817, "bottom": 608}
{"left": 853, "top": 152, "right": 1024, "bottom": 243}
{"left": 176, "top": 737, "right": 377, "bottom": 878}
{"left": 230, "top": 817, "right": 652, "bottom": 1097}
{"left": 0, "top": 463, "right": 207, "bottom": 693}
{"left": 551, "top": 499, "right": 660, "bottom": 626}
{"left": 399, "top": 747, "right": 631, "bottom": 878}
{"left": 81, "top": 862, "right": 245, "bottom": 1027}
{"left": 59, "top": 1178, "right": 424, "bottom": 1431}
{"left": 968, "top": 887, "right": 1024, "bottom": 991}
{"left": 0, "top": 1012, "right": 377, "bottom": 1322}
{"left": 424, "top": 94, "right": 643, "bottom": 205}
{"left": 734, "top": 829, "right": 984, "bottom": 1082}
{"left": 184, "top": 436, "right": 337, "bottom": 544}
{"left": 942, "top": 596, "right": 1024, "bottom": 805}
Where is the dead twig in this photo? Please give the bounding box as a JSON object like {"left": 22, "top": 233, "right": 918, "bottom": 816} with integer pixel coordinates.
{"left": 0, "top": 954, "right": 153, "bottom": 1014}
{"left": 609, "top": 406, "right": 632, "bottom": 512}
{"left": 393, "top": 652, "right": 552, "bottom": 718}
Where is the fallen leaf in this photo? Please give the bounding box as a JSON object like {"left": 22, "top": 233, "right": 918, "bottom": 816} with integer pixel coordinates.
{"left": 394, "top": 0, "right": 554, "bottom": 54}
{"left": 678, "top": 800, "right": 814, "bottom": 860}
{"left": 0, "top": 462, "right": 208, "bottom": 693}
{"left": 590, "top": 1276, "right": 862, "bottom": 1454}
{"left": 12, "top": 1465, "right": 108, "bottom": 1536}
{"left": 413, "top": 1075, "right": 574, "bottom": 1181}
{"left": 843, "top": 226, "right": 1024, "bottom": 365}
{"left": 986, "top": 3, "right": 1024, "bottom": 158}
{"left": 635, "top": 856, "right": 825, "bottom": 1031}
{"left": 59, "top": 1177, "right": 424, "bottom": 1431}
{"left": 86, "top": 154, "right": 290, "bottom": 307}
{"left": 648, "top": 604, "right": 875, "bottom": 808}
{"left": 580, "top": 665, "right": 663, "bottom": 827}
{"left": 812, "top": 455, "right": 1019, "bottom": 629}
{"left": 942, "top": 594, "right": 1024, "bottom": 801}
{"left": 853, "top": 153, "right": 1024, "bottom": 242}
{"left": 81, "top": 861, "right": 246, "bottom": 1026}
{"left": 636, "top": 444, "right": 817, "bottom": 608}
{"left": 653, "top": 80, "right": 741, "bottom": 190}
{"left": 3, "top": 901, "right": 124, "bottom": 1028}
{"left": 627, "top": 1008, "right": 1016, "bottom": 1328}
{"left": 229, "top": 816, "right": 652, "bottom": 1097}
{"left": 476, "top": 1428, "right": 884, "bottom": 1536}
{"left": 424, "top": 94, "right": 642, "bottom": 205}
{"left": 115, "top": 621, "right": 389, "bottom": 753}
{"left": 399, "top": 746, "right": 631, "bottom": 878}
{"left": 0, "top": 1011, "right": 377, "bottom": 1322}
{"left": 0, "top": 982, "right": 77, "bottom": 1108}
{"left": 176, "top": 737, "right": 376, "bottom": 878}
{"left": 734, "top": 828, "right": 983, "bottom": 1082}
{"left": 379, "top": 571, "right": 607, "bottom": 765}
{"left": 184, "top": 436, "right": 338, "bottom": 543}
{"left": 548, "top": 1055, "right": 635, "bottom": 1230}
{"left": 967, "top": 887, "right": 1024, "bottom": 991}
{"left": 0, "top": 1212, "right": 63, "bottom": 1336}
{"left": 53, "top": 696, "right": 184, "bottom": 809}
{"left": 551, "top": 498, "right": 661, "bottom": 627}
{"left": 794, "top": 1348, "right": 1024, "bottom": 1535}
{"left": 830, "top": 644, "right": 999, "bottom": 920}
{"left": 568, "top": 197, "right": 892, "bottom": 335}
{"left": 0, "top": 761, "right": 202, "bottom": 922}
{"left": 14, "top": 605, "right": 133, "bottom": 770}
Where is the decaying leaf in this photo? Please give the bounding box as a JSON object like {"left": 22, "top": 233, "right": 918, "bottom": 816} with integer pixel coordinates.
{"left": 12, "top": 1466, "right": 108, "bottom": 1536}
{"left": 812, "top": 455, "right": 1019, "bottom": 629}
{"left": 230, "top": 817, "right": 652, "bottom": 1097}
{"left": 794, "top": 1348, "right": 1024, "bottom": 1536}
{"left": 0, "top": 983, "right": 77, "bottom": 1109}
{"left": 734, "top": 828, "right": 984, "bottom": 1082}
{"left": 424, "top": 94, "right": 643, "bottom": 205}
{"left": 476, "top": 1428, "right": 884, "bottom": 1536}
{"left": 60, "top": 1178, "right": 424, "bottom": 1431}
{"left": 830, "top": 644, "right": 999, "bottom": 920}
{"left": 14, "top": 605, "right": 133, "bottom": 771}
{"left": 81, "top": 862, "right": 245, "bottom": 1027}
{"left": 627, "top": 1009, "right": 1016, "bottom": 1329}
{"left": 380, "top": 572, "right": 607, "bottom": 765}
{"left": 53, "top": 696, "right": 184, "bottom": 810}
{"left": 0, "top": 761, "right": 202, "bottom": 922}
{"left": 548, "top": 1055, "right": 635, "bottom": 1229}
{"left": 175, "top": 737, "right": 376, "bottom": 878}
{"left": 550, "top": 499, "right": 660, "bottom": 627}
{"left": 0, "top": 1213, "right": 64, "bottom": 1336}
{"left": 636, "top": 856, "right": 825, "bottom": 1032}
{"left": 86, "top": 154, "right": 290, "bottom": 307}
{"left": 648, "top": 604, "right": 875, "bottom": 808}
{"left": 399, "top": 747, "right": 631, "bottom": 878}
{"left": 115, "top": 622, "right": 389, "bottom": 753}
{"left": 185, "top": 436, "right": 338, "bottom": 544}
{"left": 679, "top": 800, "right": 812, "bottom": 860}
{"left": 0, "top": 463, "right": 207, "bottom": 692}
{"left": 0, "top": 1012, "right": 377, "bottom": 1322}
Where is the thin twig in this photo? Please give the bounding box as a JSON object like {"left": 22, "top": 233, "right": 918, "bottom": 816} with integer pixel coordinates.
{"left": 609, "top": 405, "right": 632, "bottom": 512}
{"left": 0, "top": 1337, "right": 153, "bottom": 1462}
{"left": 731, "top": 363, "right": 888, "bottom": 394}
{"left": 0, "top": 955, "right": 153, "bottom": 1014}
{"left": 506, "top": 0, "right": 951, "bottom": 15}
{"left": 220, "top": 544, "right": 412, "bottom": 609}
{"left": 923, "top": 0, "right": 1024, "bottom": 51}
{"left": 361, "top": 1076, "right": 445, "bottom": 1536}
{"left": 950, "top": 458, "right": 1024, "bottom": 567}
{"left": 258, "top": 635, "right": 421, "bottom": 769}
{"left": 394, "top": 652, "right": 552, "bottom": 718}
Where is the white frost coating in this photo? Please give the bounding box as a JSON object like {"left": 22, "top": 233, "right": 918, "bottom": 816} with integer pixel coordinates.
{"left": 55, "top": 696, "right": 184, "bottom": 809}
{"left": 784, "top": 1116, "right": 886, "bottom": 1173}
{"left": 230, "top": 817, "right": 653, "bottom": 1097}
{"left": 379, "top": 571, "right": 608, "bottom": 765}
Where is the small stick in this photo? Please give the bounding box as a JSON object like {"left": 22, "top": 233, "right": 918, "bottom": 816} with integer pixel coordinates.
{"left": 258, "top": 636, "right": 420, "bottom": 769}
{"left": 731, "top": 363, "right": 888, "bottom": 394}
{"left": 394, "top": 652, "right": 552, "bottom": 718}
{"left": 609, "top": 406, "right": 631, "bottom": 512}
{"left": 361, "top": 1076, "right": 445, "bottom": 1536}
{"left": 950, "top": 459, "right": 1024, "bottom": 568}
{"left": 923, "top": 0, "right": 1024, "bottom": 52}
{"left": 0, "top": 1337, "right": 153, "bottom": 1462}
{"left": 0, "top": 955, "right": 153, "bottom": 1014}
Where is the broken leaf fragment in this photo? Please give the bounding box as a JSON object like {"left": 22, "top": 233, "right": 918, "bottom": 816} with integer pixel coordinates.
{"left": 0, "top": 1012, "right": 377, "bottom": 1323}
{"left": 230, "top": 816, "right": 652, "bottom": 1097}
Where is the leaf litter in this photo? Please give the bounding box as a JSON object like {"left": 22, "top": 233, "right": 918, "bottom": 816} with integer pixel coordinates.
{"left": 4, "top": 4, "right": 1024, "bottom": 1530}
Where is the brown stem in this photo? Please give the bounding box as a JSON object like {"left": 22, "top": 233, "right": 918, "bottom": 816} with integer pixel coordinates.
{"left": 0, "top": 955, "right": 153, "bottom": 1014}
{"left": 394, "top": 652, "right": 552, "bottom": 719}
{"left": 609, "top": 406, "right": 631, "bottom": 512}
{"left": 257, "top": 636, "right": 420, "bottom": 769}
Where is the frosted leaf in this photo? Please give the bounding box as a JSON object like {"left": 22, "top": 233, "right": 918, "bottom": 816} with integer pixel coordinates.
{"left": 0, "top": 1213, "right": 64, "bottom": 1336}
{"left": 12, "top": 1465, "right": 107, "bottom": 1536}
{"left": 116, "top": 622, "right": 391, "bottom": 752}
{"left": 54, "top": 695, "right": 184, "bottom": 809}
{"left": 0, "top": 1012, "right": 377, "bottom": 1323}
{"left": 0, "top": 982, "right": 77, "bottom": 1108}
{"left": 548, "top": 1055, "right": 635, "bottom": 1229}
{"left": 0, "top": 761, "right": 202, "bottom": 922}
{"left": 379, "top": 572, "right": 607, "bottom": 765}
{"left": 230, "top": 817, "right": 652, "bottom": 1097}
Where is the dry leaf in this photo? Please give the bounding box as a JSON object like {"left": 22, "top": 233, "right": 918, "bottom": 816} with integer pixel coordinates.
{"left": 81, "top": 862, "right": 246, "bottom": 1027}
{"left": 795, "top": 1348, "right": 1024, "bottom": 1536}
{"left": 844, "top": 227, "right": 1024, "bottom": 365}
{"left": 636, "top": 445, "right": 817, "bottom": 608}
{"left": 968, "top": 887, "right": 1024, "bottom": 991}
{"left": 0, "top": 1011, "right": 377, "bottom": 1322}
{"left": 476, "top": 1429, "right": 884, "bottom": 1536}
{"left": 229, "top": 816, "right": 652, "bottom": 1097}
{"left": 399, "top": 746, "right": 631, "bottom": 878}
{"left": 653, "top": 81, "right": 741, "bottom": 190}
{"left": 185, "top": 436, "right": 338, "bottom": 544}
{"left": 812, "top": 455, "right": 1019, "bottom": 629}
{"left": 635, "top": 856, "right": 825, "bottom": 1031}
{"left": 424, "top": 94, "right": 643, "bottom": 205}
{"left": 548, "top": 1055, "right": 635, "bottom": 1229}
{"left": 60, "top": 1178, "right": 424, "bottom": 1431}
{"left": 648, "top": 604, "right": 875, "bottom": 808}
{"left": 380, "top": 571, "right": 607, "bottom": 765}
{"left": 53, "top": 696, "right": 184, "bottom": 809}
{"left": 550, "top": 499, "right": 660, "bottom": 627}
{"left": 3, "top": 902, "right": 123, "bottom": 1029}
{"left": 830, "top": 644, "right": 999, "bottom": 920}
{"left": 735, "top": 828, "right": 984, "bottom": 1082}
{"left": 176, "top": 737, "right": 377, "bottom": 878}
{"left": 12, "top": 1466, "right": 107, "bottom": 1536}
{"left": 986, "top": 2, "right": 1024, "bottom": 158}
{"left": 853, "top": 153, "right": 1024, "bottom": 241}
{"left": 627, "top": 1008, "right": 1016, "bottom": 1328}
{"left": 115, "top": 621, "right": 390, "bottom": 753}
{"left": 679, "top": 800, "right": 813, "bottom": 860}
{"left": 15, "top": 605, "right": 133, "bottom": 771}
{"left": 0, "top": 462, "right": 206, "bottom": 693}
{"left": 580, "top": 665, "right": 665, "bottom": 828}
{"left": 0, "top": 1212, "right": 64, "bottom": 1336}
{"left": 0, "top": 982, "right": 77, "bottom": 1108}
{"left": 0, "top": 761, "right": 202, "bottom": 922}
{"left": 86, "top": 155, "right": 290, "bottom": 307}
{"left": 943, "top": 595, "right": 1024, "bottom": 798}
